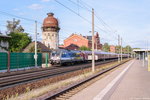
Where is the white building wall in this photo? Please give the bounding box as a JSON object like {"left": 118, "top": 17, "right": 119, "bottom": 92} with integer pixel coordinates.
{"left": 42, "top": 31, "right": 58, "bottom": 49}
{"left": 0, "top": 40, "right": 9, "bottom": 52}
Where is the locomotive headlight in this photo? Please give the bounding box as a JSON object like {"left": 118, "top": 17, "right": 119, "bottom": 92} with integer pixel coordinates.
{"left": 56, "top": 57, "right": 60, "bottom": 60}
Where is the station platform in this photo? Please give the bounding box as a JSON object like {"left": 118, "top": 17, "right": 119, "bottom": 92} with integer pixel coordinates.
{"left": 69, "top": 59, "right": 150, "bottom": 100}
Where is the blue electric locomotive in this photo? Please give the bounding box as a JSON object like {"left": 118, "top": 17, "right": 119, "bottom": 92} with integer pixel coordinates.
{"left": 50, "top": 49, "right": 83, "bottom": 65}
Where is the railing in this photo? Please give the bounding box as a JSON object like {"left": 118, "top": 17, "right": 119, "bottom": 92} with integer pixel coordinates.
{"left": 0, "top": 52, "right": 42, "bottom": 72}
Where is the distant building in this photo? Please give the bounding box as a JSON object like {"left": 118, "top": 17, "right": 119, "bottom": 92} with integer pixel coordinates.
{"left": 62, "top": 32, "right": 102, "bottom": 50}
{"left": 42, "top": 13, "right": 60, "bottom": 49}
{"left": 0, "top": 34, "right": 11, "bottom": 52}
{"left": 110, "top": 45, "right": 116, "bottom": 53}
{"left": 23, "top": 41, "right": 51, "bottom": 53}
{"left": 65, "top": 44, "right": 79, "bottom": 50}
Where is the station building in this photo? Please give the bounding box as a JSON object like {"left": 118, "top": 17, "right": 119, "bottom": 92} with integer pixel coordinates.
{"left": 61, "top": 32, "right": 102, "bottom": 50}
{"left": 133, "top": 49, "right": 150, "bottom": 60}
{"left": 110, "top": 45, "right": 116, "bottom": 53}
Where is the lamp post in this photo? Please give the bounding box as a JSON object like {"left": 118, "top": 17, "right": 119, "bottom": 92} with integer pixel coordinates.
{"left": 34, "top": 21, "right": 37, "bottom": 67}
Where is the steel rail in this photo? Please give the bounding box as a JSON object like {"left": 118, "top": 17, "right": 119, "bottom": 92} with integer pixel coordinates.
{"left": 34, "top": 59, "right": 130, "bottom": 100}
{"left": 0, "top": 59, "right": 117, "bottom": 90}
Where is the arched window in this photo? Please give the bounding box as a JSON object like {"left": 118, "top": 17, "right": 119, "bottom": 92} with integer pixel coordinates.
{"left": 48, "top": 43, "right": 50, "bottom": 48}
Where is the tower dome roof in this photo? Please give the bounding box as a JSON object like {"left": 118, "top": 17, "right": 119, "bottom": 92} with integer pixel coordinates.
{"left": 43, "top": 13, "right": 58, "bottom": 27}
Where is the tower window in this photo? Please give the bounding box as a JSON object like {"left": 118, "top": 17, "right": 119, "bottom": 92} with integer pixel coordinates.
{"left": 74, "top": 39, "right": 77, "bottom": 42}
{"left": 48, "top": 43, "right": 50, "bottom": 48}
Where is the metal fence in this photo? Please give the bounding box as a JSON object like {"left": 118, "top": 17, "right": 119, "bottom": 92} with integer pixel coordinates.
{"left": 0, "top": 52, "right": 42, "bottom": 71}
{"left": 10, "top": 53, "right": 42, "bottom": 69}
{"left": 0, "top": 52, "right": 8, "bottom": 70}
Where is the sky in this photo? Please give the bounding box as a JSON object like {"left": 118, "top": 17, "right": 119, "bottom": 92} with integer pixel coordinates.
{"left": 0, "top": 0, "right": 150, "bottom": 49}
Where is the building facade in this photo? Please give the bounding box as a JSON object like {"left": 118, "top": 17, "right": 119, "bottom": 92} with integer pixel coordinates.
{"left": 63, "top": 32, "right": 102, "bottom": 50}
{"left": 42, "top": 13, "right": 60, "bottom": 49}
{"left": 23, "top": 41, "right": 51, "bottom": 53}
{"left": 0, "top": 34, "right": 11, "bottom": 52}
{"left": 110, "top": 45, "right": 116, "bottom": 53}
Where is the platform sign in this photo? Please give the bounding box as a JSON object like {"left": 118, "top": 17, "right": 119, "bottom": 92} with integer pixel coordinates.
{"left": 148, "top": 55, "right": 150, "bottom": 71}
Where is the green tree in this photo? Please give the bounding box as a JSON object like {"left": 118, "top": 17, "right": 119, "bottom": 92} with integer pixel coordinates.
{"left": 115, "top": 45, "right": 121, "bottom": 53}
{"left": 6, "top": 19, "right": 32, "bottom": 52}
{"left": 8, "top": 32, "right": 32, "bottom": 52}
{"left": 123, "top": 45, "right": 132, "bottom": 54}
{"left": 6, "top": 19, "right": 24, "bottom": 33}
{"left": 102, "top": 43, "right": 110, "bottom": 52}
{"left": 115, "top": 45, "right": 132, "bottom": 54}
{"left": 79, "top": 46, "right": 91, "bottom": 51}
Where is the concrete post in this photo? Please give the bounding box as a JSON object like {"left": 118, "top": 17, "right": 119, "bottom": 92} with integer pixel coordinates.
{"left": 148, "top": 55, "right": 150, "bottom": 71}
{"left": 121, "top": 38, "right": 122, "bottom": 61}
{"left": 143, "top": 52, "right": 145, "bottom": 67}
{"left": 92, "top": 8, "right": 95, "bottom": 72}
{"left": 7, "top": 51, "right": 10, "bottom": 72}
{"left": 118, "top": 35, "right": 120, "bottom": 63}
{"left": 34, "top": 21, "right": 38, "bottom": 67}
{"left": 46, "top": 53, "right": 48, "bottom": 67}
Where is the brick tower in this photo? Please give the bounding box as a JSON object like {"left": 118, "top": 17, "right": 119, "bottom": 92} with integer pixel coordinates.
{"left": 42, "top": 13, "right": 60, "bottom": 49}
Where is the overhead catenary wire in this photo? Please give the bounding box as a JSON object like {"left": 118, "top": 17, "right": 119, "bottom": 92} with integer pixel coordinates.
{"left": 80, "top": 1, "right": 118, "bottom": 39}
{"left": 67, "top": 0, "right": 91, "bottom": 12}
{"left": 0, "top": 10, "right": 42, "bottom": 24}
{"left": 77, "top": 0, "right": 79, "bottom": 15}
{"left": 54, "top": 0, "right": 91, "bottom": 24}
{"left": 0, "top": 11, "right": 43, "bottom": 36}
{"left": 66, "top": 0, "right": 118, "bottom": 40}
{"left": 0, "top": 1, "right": 119, "bottom": 46}
{"left": 94, "top": 13, "right": 118, "bottom": 37}
{"left": 75, "top": 0, "right": 116, "bottom": 33}
{"left": 54, "top": 0, "right": 108, "bottom": 34}
{"left": 0, "top": 10, "right": 75, "bottom": 43}
{"left": 79, "top": 0, "right": 116, "bottom": 32}
{"left": 0, "top": 1, "right": 117, "bottom": 40}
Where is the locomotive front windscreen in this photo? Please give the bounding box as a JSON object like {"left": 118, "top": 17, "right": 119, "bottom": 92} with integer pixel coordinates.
{"left": 51, "top": 51, "right": 60, "bottom": 56}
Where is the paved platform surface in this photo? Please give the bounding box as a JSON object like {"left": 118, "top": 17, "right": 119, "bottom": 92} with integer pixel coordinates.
{"left": 69, "top": 60, "right": 150, "bottom": 100}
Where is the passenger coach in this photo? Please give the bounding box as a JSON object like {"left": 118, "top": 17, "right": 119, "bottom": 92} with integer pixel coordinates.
{"left": 49, "top": 49, "right": 128, "bottom": 65}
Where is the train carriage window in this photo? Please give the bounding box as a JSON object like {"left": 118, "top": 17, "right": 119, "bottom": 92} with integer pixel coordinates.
{"left": 52, "top": 52, "right": 59, "bottom": 56}
{"left": 69, "top": 52, "right": 74, "bottom": 57}
{"left": 76, "top": 53, "right": 80, "bottom": 57}
{"left": 61, "top": 52, "right": 67, "bottom": 57}
{"left": 71, "top": 53, "right": 76, "bottom": 57}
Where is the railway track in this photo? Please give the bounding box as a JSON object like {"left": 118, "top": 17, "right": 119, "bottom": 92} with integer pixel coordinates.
{"left": 33, "top": 59, "right": 129, "bottom": 100}
{"left": 0, "top": 59, "right": 117, "bottom": 90}
{"left": 0, "top": 67, "right": 58, "bottom": 78}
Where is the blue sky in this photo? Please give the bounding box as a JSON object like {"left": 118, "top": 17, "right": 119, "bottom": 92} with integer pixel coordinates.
{"left": 0, "top": 0, "right": 150, "bottom": 48}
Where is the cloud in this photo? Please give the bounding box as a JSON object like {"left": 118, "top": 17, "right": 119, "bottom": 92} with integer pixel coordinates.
{"left": 41, "top": 0, "right": 50, "bottom": 2}
{"left": 28, "top": 4, "right": 43, "bottom": 10}
{"left": 13, "top": 8, "right": 19, "bottom": 11}
{"left": 18, "top": 12, "right": 26, "bottom": 15}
